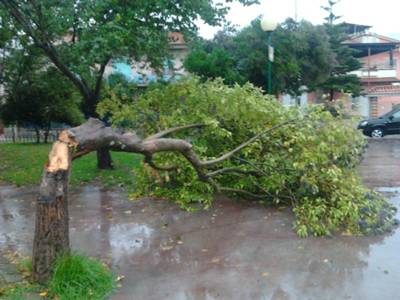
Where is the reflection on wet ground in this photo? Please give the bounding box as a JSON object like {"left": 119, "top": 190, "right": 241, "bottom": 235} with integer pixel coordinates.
{"left": 0, "top": 138, "right": 399, "bottom": 300}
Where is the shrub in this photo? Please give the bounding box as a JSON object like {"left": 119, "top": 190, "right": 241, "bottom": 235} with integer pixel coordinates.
{"left": 98, "top": 77, "right": 396, "bottom": 237}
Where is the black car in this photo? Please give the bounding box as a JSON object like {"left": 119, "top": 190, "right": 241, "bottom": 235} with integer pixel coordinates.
{"left": 358, "top": 108, "right": 400, "bottom": 137}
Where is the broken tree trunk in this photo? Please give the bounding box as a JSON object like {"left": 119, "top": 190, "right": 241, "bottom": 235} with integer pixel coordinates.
{"left": 32, "top": 140, "right": 72, "bottom": 283}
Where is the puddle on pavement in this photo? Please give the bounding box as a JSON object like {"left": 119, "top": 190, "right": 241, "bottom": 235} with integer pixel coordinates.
{"left": 0, "top": 184, "right": 399, "bottom": 300}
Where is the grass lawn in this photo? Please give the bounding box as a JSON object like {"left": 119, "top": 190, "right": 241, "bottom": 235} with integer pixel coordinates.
{"left": 0, "top": 143, "right": 142, "bottom": 188}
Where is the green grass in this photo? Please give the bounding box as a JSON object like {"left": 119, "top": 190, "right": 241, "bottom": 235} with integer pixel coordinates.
{"left": 0, "top": 283, "right": 42, "bottom": 300}
{"left": 1, "top": 254, "right": 115, "bottom": 300}
{"left": 0, "top": 143, "right": 142, "bottom": 188}
{"left": 48, "top": 254, "right": 115, "bottom": 300}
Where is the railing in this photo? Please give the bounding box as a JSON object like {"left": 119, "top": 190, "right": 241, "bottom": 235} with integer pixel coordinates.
{"left": 0, "top": 128, "right": 65, "bottom": 144}
{"left": 349, "top": 69, "right": 397, "bottom": 78}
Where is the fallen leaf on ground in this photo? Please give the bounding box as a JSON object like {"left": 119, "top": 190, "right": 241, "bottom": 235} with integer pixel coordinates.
{"left": 261, "top": 272, "right": 269, "bottom": 277}
{"left": 161, "top": 245, "right": 174, "bottom": 251}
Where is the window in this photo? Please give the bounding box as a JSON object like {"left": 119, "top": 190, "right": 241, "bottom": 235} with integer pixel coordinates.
{"left": 391, "top": 111, "right": 400, "bottom": 119}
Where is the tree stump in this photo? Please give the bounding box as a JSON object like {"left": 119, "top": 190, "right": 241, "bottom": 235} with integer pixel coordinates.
{"left": 32, "top": 141, "right": 71, "bottom": 283}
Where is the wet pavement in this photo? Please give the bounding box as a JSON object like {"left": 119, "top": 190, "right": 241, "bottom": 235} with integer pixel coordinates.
{"left": 0, "top": 138, "right": 400, "bottom": 300}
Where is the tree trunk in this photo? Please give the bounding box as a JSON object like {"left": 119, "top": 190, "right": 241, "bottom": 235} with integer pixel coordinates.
{"left": 44, "top": 125, "right": 50, "bottom": 144}
{"left": 34, "top": 127, "right": 40, "bottom": 144}
{"left": 329, "top": 89, "right": 334, "bottom": 101}
{"left": 97, "top": 147, "right": 113, "bottom": 170}
{"left": 32, "top": 141, "right": 71, "bottom": 283}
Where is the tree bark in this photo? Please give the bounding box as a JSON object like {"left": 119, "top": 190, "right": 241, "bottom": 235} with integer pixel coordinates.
{"left": 32, "top": 141, "right": 71, "bottom": 283}
{"left": 97, "top": 147, "right": 113, "bottom": 170}
{"left": 34, "top": 127, "right": 40, "bottom": 144}
{"left": 44, "top": 125, "right": 50, "bottom": 144}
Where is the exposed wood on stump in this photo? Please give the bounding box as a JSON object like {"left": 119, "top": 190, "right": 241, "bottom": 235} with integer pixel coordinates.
{"left": 32, "top": 141, "right": 72, "bottom": 283}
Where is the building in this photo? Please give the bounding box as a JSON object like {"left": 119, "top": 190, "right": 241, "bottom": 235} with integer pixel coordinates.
{"left": 344, "top": 27, "right": 400, "bottom": 117}
{"left": 281, "top": 23, "right": 400, "bottom": 118}
{"left": 104, "top": 32, "right": 189, "bottom": 86}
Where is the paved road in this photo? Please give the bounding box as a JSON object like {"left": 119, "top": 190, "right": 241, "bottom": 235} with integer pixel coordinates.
{"left": 0, "top": 138, "right": 399, "bottom": 300}
{"left": 359, "top": 137, "right": 400, "bottom": 188}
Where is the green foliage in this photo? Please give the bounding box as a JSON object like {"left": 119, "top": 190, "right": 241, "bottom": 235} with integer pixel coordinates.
{"left": 99, "top": 77, "right": 396, "bottom": 237}
{"left": 319, "top": 0, "right": 362, "bottom": 99}
{"left": 48, "top": 254, "right": 114, "bottom": 300}
{"left": 0, "top": 283, "right": 42, "bottom": 300}
{"left": 1, "top": 254, "right": 115, "bottom": 300}
{"left": 184, "top": 43, "right": 245, "bottom": 85}
{"left": 0, "top": 46, "right": 84, "bottom": 130}
{"left": 184, "top": 18, "right": 336, "bottom": 96}
{"left": 1, "top": 0, "right": 258, "bottom": 116}
{"left": 0, "top": 143, "right": 140, "bottom": 188}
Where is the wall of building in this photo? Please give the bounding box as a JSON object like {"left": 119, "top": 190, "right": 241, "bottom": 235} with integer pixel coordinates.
{"left": 357, "top": 49, "right": 400, "bottom": 80}
{"left": 375, "top": 95, "right": 400, "bottom": 116}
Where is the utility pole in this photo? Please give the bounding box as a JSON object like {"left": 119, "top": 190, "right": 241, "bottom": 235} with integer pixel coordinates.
{"left": 294, "top": 0, "right": 298, "bottom": 22}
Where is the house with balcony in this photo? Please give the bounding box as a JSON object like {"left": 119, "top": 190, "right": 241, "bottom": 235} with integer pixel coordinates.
{"left": 344, "top": 27, "right": 400, "bottom": 117}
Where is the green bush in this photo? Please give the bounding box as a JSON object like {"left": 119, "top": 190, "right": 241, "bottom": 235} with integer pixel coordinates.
{"left": 98, "top": 77, "right": 396, "bottom": 237}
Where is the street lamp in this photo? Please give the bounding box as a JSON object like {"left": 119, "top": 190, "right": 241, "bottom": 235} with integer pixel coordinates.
{"left": 260, "top": 16, "right": 278, "bottom": 94}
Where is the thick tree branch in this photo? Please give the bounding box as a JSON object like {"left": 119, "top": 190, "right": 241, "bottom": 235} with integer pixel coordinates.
{"left": 58, "top": 118, "right": 295, "bottom": 196}
{"left": 93, "top": 56, "right": 112, "bottom": 104}
{"left": 144, "top": 123, "right": 206, "bottom": 141}
{"left": 206, "top": 167, "right": 261, "bottom": 177}
{"left": 2, "top": 0, "right": 92, "bottom": 103}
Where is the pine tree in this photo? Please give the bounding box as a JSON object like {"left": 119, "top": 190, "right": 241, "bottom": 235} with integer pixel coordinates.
{"left": 320, "top": 0, "right": 362, "bottom": 101}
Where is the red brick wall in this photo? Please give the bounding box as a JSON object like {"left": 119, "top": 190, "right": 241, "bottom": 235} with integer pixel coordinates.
{"left": 377, "top": 95, "right": 400, "bottom": 116}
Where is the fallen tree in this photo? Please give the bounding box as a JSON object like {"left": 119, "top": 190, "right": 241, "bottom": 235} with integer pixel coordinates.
{"left": 32, "top": 117, "right": 294, "bottom": 282}
{"left": 32, "top": 78, "right": 397, "bottom": 283}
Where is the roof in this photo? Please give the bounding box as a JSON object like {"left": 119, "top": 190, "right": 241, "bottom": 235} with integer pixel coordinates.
{"left": 341, "top": 22, "right": 372, "bottom": 35}
{"left": 361, "top": 78, "right": 400, "bottom": 83}
{"left": 344, "top": 33, "right": 400, "bottom": 45}
{"left": 365, "top": 85, "right": 400, "bottom": 95}
{"left": 168, "top": 32, "right": 187, "bottom": 50}
{"left": 344, "top": 33, "right": 400, "bottom": 57}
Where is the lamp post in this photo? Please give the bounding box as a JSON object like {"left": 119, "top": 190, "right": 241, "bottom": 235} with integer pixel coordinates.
{"left": 260, "top": 16, "right": 278, "bottom": 94}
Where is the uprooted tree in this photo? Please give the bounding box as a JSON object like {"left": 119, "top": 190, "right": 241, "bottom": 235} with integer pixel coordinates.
{"left": 32, "top": 78, "right": 396, "bottom": 283}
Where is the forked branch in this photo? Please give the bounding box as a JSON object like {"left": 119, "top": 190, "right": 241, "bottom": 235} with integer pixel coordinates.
{"left": 53, "top": 118, "right": 294, "bottom": 197}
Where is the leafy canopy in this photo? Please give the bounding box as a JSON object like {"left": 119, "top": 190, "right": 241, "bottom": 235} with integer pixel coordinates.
{"left": 0, "top": 0, "right": 258, "bottom": 115}
{"left": 185, "top": 18, "right": 336, "bottom": 96}
{"left": 0, "top": 46, "right": 83, "bottom": 129}
{"left": 99, "top": 77, "right": 396, "bottom": 237}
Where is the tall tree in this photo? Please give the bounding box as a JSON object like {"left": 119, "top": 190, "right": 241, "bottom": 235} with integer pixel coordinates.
{"left": 0, "top": 0, "right": 257, "bottom": 168}
{"left": 185, "top": 18, "right": 336, "bottom": 96}
{"left": 319, "top": 0, "right": 362, "bottom": 100}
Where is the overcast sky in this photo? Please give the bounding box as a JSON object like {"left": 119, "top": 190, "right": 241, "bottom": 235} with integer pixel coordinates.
{"left": 198, "top": 0, "right": 400, "bottom": 40}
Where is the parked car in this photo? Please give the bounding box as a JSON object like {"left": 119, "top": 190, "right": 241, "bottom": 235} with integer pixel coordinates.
{"left": 358, "top": 108, "right": 400, "bottom": 137}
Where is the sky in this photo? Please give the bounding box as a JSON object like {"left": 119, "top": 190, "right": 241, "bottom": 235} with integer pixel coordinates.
{"left": 198, "top": 0, "right": 400, "bottom": 40}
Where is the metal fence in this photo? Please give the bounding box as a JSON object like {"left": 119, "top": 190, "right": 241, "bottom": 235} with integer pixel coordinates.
{"left": 0, "top": 127, "right": 66, "bottom": 144}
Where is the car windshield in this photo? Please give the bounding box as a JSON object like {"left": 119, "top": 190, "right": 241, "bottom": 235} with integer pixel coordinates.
{"left": 380, "top": 109, "right": 400, "bottom": 118}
